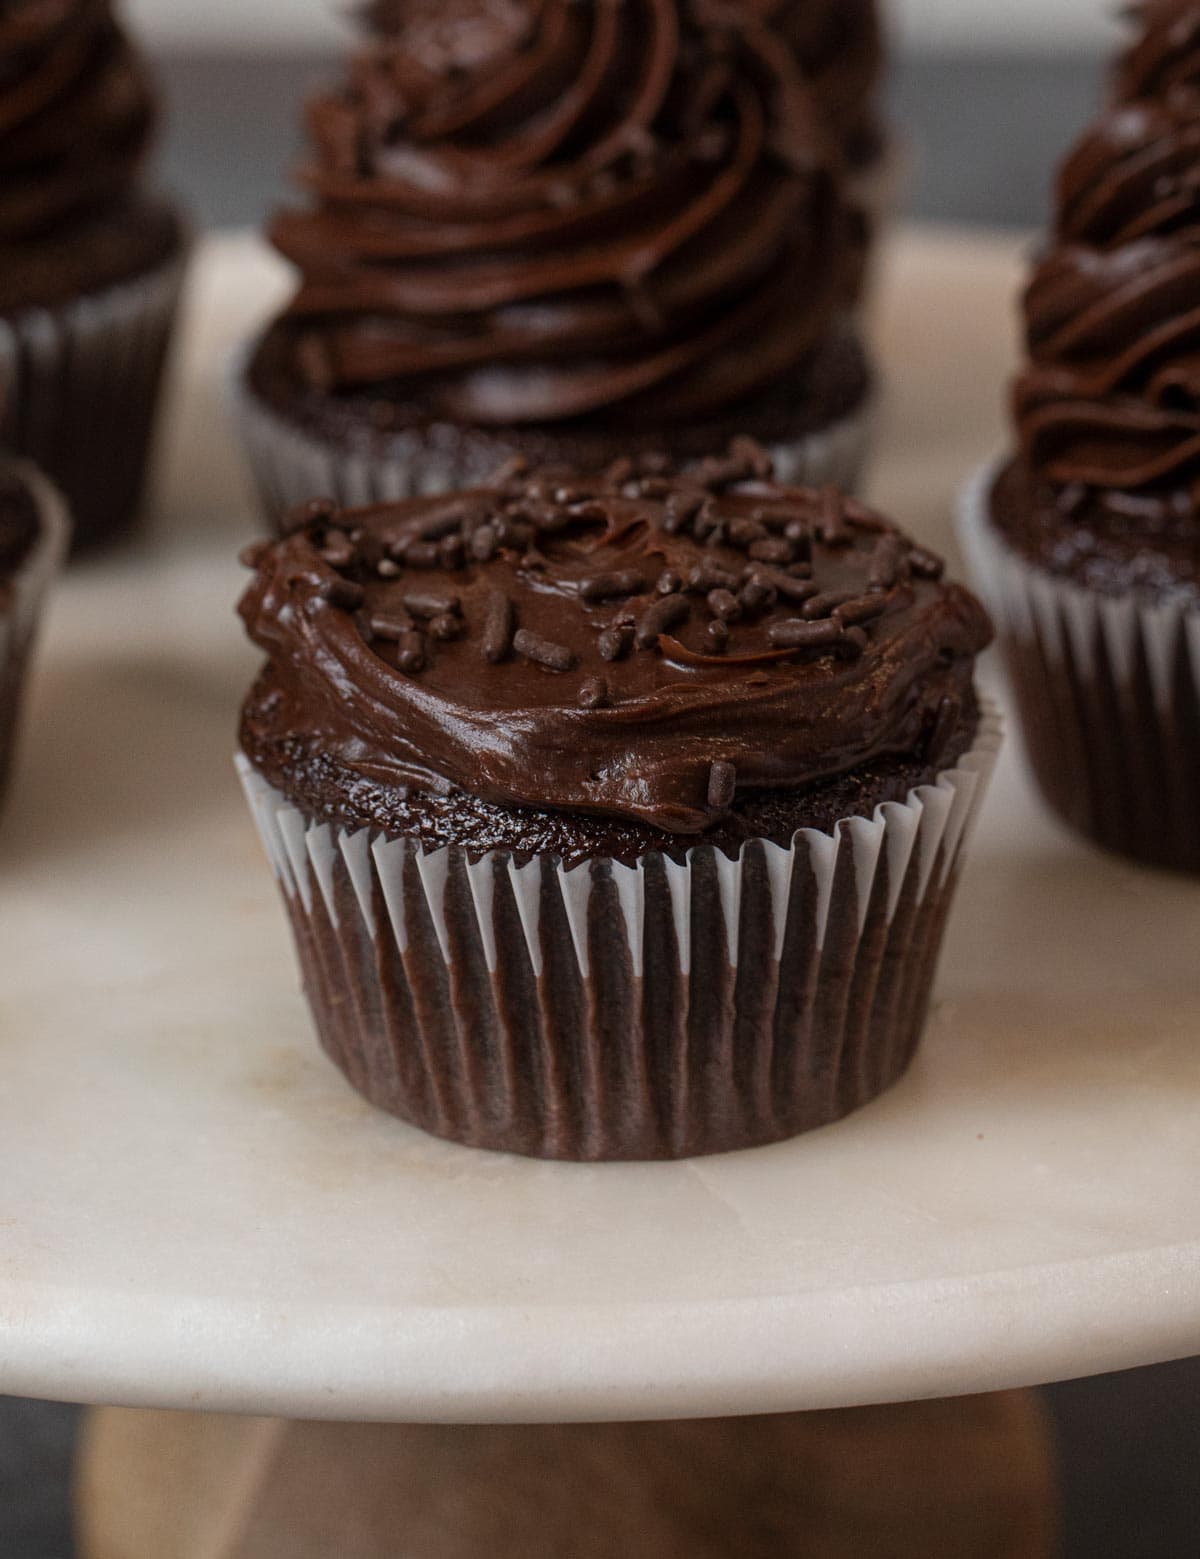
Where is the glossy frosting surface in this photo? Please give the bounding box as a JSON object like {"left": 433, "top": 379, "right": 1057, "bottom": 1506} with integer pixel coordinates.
{"left": 267, "top": 0, "right": 859, "bottom": 428}
{"left": 239, "top": 446, "right": 990, "bottom": 837}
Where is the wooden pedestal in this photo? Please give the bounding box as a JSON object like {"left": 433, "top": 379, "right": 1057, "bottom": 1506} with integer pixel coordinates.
{"left": 77, "top": 1392, "right": 1058, "bottom": 1558}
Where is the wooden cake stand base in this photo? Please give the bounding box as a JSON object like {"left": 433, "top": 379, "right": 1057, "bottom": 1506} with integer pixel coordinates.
{"left": 77, "top": 1393, "right": 1057, "bottom": 1558}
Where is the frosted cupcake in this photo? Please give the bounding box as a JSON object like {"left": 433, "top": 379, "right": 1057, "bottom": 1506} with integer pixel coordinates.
{"left": 960, "top": 5, "right": 1200, "bottom": 872}
{"left": 238, "top": 442, "right": 997, "bottom": 1160}
{"left": 0, "top": 0, "right": 186, "bottom": 551}
{"left": 238, "top": 1, "right": 873, "bottom": 525}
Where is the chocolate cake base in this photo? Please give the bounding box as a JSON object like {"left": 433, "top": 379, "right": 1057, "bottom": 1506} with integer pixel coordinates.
{"left": 239, "top": 326, "right": 873, "bottom": 528}
{"left": 239, "top": 699, "right": 998, "bottom": 1160}
{"left": 966, "top": 466, "right": 1200, "bottom": 875}
{"left": 0, "top": 200, "right": 187, "bottom": 553}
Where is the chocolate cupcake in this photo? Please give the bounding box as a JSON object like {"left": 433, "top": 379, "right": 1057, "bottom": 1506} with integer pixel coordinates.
{"left": 237, "top": 443, "right": 997, "bottom": 1160}
{"left": 0, "top": 458, "right": 69, "bottom": 808}
{"left": 0, "top": 1, "right": 187, "bottom": 552}
{"left": 238, "top": 1, "right": 873, "bottom": 527}
{"left": 959, "top": 10, "right": 1200, "bottom": 873}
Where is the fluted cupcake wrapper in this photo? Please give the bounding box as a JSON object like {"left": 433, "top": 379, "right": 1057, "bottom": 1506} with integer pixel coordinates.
{"left": 236, "top": 707, "right": 1000, "bottom": 1161}
{"left": 0, "top": 462, "right": 70, "bottom": 805}
{"left": 958, "top": 464, "right": 1200, "bottom": 873}
{"left": 0, "top": 253, "right": 186, "bottom": 552}
{"left": 233, "top": 368, "right": 874, "bottom": 533}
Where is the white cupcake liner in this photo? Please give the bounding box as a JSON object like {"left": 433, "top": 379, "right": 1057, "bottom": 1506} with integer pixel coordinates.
{"left": 232, "top": 364, "right": 875, "bottom": 530}
{"left": 957, "top": 463, "right": 1200, "bottom": 870}
{"left": 0, "top": 461, "right": 70, "bottom": 803}
{"left": 235, "top": 702, "right": 1000, "bottom": 1160}
{"left": 0, "top": 251, "right": 186, "bottom": 550}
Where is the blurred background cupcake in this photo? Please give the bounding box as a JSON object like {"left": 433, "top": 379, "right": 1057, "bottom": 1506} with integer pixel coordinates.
{"left": 775, "top": 0, "right": 892, "bottom": 285}
{"left": 0, "top": 0, "right": 187, "bottom": 553}
{"left": 237, "top": 0, "right": 874, "bottom": 524}
{"left": 0, "top": 455, "right": 68, "bottom": 809}
{"left": 237, "top": 445, "right": 996, "bottom": 1160}
{"left": 959, "top": 0, "right": 1200, "bottom": 873}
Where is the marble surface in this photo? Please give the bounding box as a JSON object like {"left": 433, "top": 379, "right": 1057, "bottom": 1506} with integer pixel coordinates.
{"left": 1, "top": 231, "right": 1199, "bottom": 1425}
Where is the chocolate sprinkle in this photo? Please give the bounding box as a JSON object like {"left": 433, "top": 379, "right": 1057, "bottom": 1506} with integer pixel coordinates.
{"left": 708, "top": 587, "right": 743, "bottom": 621}
{"left": 636, "top": 592, "right": 690, "bottom": 648}
{"left": 768, "top": 617, "right": 843, "bottom": 649}
{"left": 707, "top": 760, "right": 737, "bottom": 809}
{"left": 801, "top": 589, "right": 858, "bottom": 621}
{"left": 579, "top": 570, "right": 646, "bottom": 602}
{"left": 367, "top": 609, "right": 414, "bottom": 640}
{"left": 513, "top": 628, "right": 576, "bottom": 672}
{"left": 578, "top": 675, "right": 610, "bottom": 709}
{"left": 402, "top": 590, "right": 460, "bottom": 618}
{"left": 598, "top": 623, "right": 634, "bottom": 661}
{"left": 834, "top": 593, "right": 890, "bottom": 627}
{"left": 396, "top": 631, "right": 425, "bottom": 672}
{"left": 482, "top": 590, "right": 515, "bottom": 663}
{"left": 428, "top": 613, "right": 463, "bottom": 642}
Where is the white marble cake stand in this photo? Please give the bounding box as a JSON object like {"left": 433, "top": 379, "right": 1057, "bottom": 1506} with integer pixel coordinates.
{"left": 2, "top": 230, "right": 1199, "bottom": 1427}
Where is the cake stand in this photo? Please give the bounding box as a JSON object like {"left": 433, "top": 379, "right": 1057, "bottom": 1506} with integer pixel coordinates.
{"left": 2, "top": 230, "right": 1197, "bottom": 1555}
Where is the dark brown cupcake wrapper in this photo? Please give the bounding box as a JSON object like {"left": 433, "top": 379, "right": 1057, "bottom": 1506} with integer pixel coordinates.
{"left": 958, "top": 464, "right": 1200, "bottom": 872}
{"left": 0, "top": 253, "right": 186, "bottom": 552}
{"left": 0, "top": 462, "right": 70, "bottom": 805}
{"left": 232, "top": 365, "right": 874, "bottom": 529}
{"left": 236, "top": 706, "right": 1000, "bottom": 1161}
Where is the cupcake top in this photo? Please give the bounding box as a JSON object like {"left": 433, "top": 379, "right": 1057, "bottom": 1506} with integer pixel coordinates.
{"left": 1001, "top": 6, "right": 1200, "bottom": 602}
{"left": 263, "top": 0, "right": 858, "bottom": 431}
{"left": 239, "top": 443, "right": 990, "bottom": 846}
{"left": 0, "top": 0, "right": 174, "bottom": 311}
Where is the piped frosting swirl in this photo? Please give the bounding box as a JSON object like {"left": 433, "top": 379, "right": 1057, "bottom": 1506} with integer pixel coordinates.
{"left": 267, "top": 0, "right": 857, "bottom": 428}
{"left": 1015, "top": 3, "right": 1200, "bottom": 507}
{"left": 1115, "top": 0, "right": 1200, "bottom": 106}
{"left": 0, "top": 0, "right": 156, "bottom": 242}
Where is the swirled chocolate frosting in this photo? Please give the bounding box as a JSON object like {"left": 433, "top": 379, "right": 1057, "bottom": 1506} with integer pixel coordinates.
{"left": 1115, "top": 0, "right": 1200, "bottom": 106}
{"left": 998, "top": 1, "right": 1200, "bottom": 595}
{"left": 239, "top": 443, "right": 990, "bottom": 840}
{"left": 1015, "top": 99, "right": 1200, "bottom": 493}
{"left": 773, "top": 0, "right": 883, "bottom": 168}
{"left": 0, "top": 0, "right": 156, "bottom": 243}
{"left": 267, "top": 0, "right": 857, "bottom": 428}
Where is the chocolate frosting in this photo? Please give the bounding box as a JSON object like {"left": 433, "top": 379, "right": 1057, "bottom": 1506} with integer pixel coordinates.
{"left": 0, "top": 0, "right": 156, "bottom": 243}
{"left": 267, "top": 0, "right": 858, "bottom": 428}
{"left": 1115, "top": 0, "right": 1200, "bottom": 106}
{"left": 239, "top": 444, "right": 990, "bottom": 837}
{"left": 1013, "top": 3, "right": 1200, "bottom": 546}
{"left": 772, "top": 0, "right": 883, "bottom": 167}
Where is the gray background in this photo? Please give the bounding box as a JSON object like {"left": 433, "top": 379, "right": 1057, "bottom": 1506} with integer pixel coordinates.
{"left": 6, "top": 43, "right": 1200, "bottom": 1559}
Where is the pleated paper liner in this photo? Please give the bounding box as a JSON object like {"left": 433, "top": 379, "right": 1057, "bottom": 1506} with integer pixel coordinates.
{"left": 0, "top": 462, "right": 70, "bottom": 806}
{"left": 0, "top": 252, "right": 185, "bottom": 552}
{"left": 237, "top": 705, "right": 1001, "bottom": 1161}
{"left": 958, "top": 464, "right": 1200, "bottom": 874}
{"left": 233, "top": 370, "right": 875, "bottom": 533}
